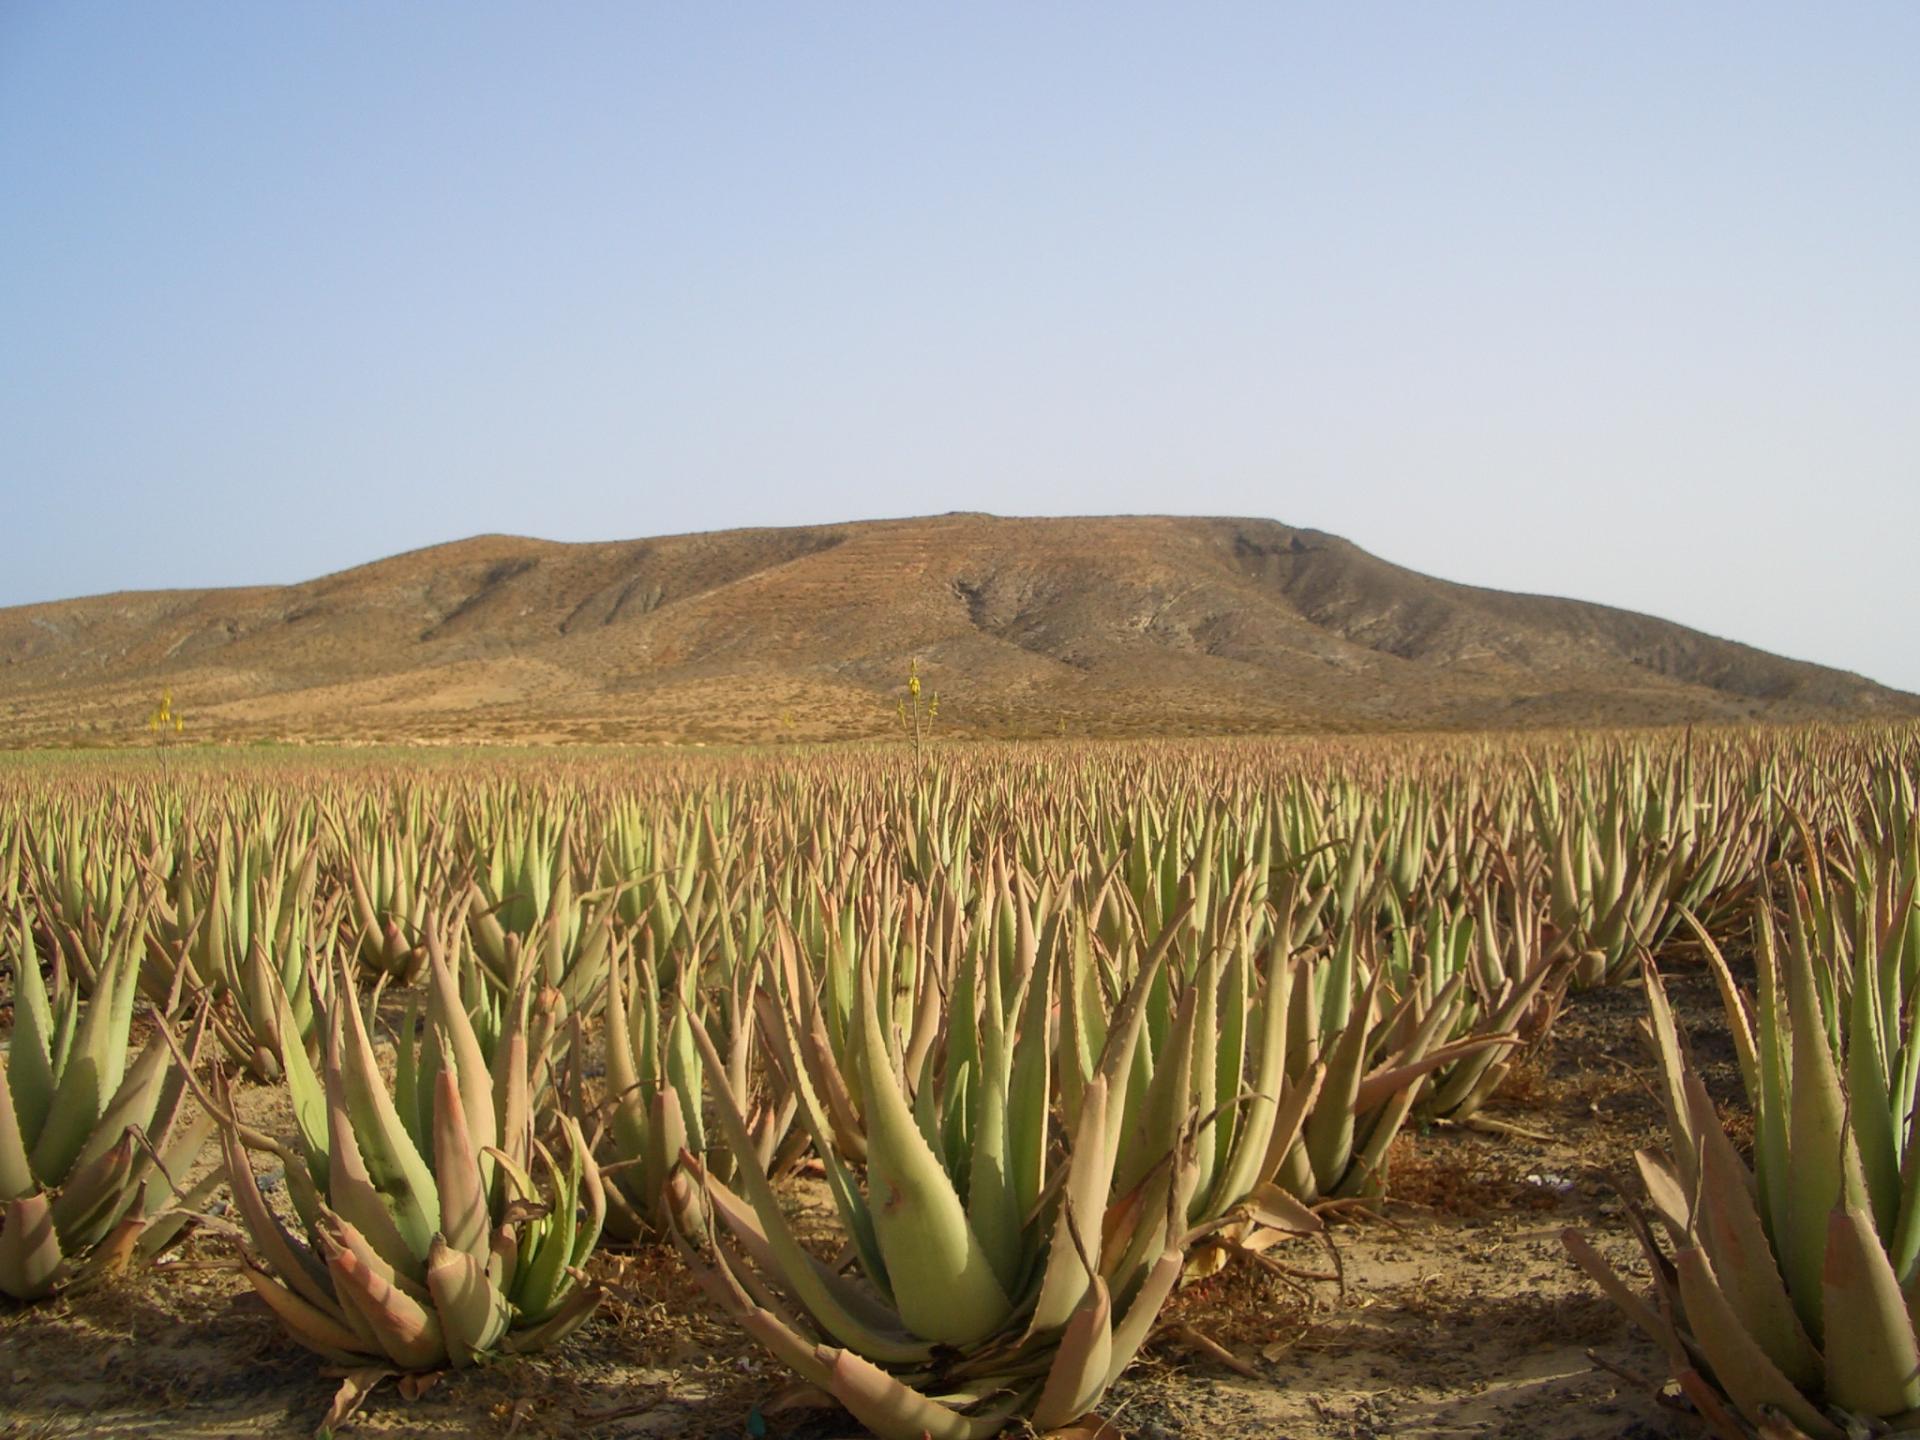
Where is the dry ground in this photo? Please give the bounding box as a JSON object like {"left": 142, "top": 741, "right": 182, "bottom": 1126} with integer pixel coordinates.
{"left": 0, "top": 971, "right": 1724, "bottom": 1440}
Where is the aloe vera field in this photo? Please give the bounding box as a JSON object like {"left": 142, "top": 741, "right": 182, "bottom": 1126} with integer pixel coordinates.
{"left": 2, "top": 726, "right": 1917, "bottom": 1440}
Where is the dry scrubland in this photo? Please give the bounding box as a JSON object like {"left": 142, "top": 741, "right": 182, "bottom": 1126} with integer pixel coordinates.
{"left": 4, "top": 514, "right": 1914, "bottom": 747}
{"left": 1, "top": 726, "right": 1917, "bottom": 1439}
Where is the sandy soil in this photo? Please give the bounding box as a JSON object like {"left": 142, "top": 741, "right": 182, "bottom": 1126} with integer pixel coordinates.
{"left": 0, "top": 974, "right": 1717, "bottom": 1440}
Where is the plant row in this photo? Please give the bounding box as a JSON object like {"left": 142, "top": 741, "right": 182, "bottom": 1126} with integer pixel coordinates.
{"left": 1, "top": 725, "right": 1914, "bottom": 1437}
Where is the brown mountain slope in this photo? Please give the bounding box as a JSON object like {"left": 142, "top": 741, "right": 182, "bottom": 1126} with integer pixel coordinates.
{"left": 0, "top": 514, "right": 1910, "bottom": 744}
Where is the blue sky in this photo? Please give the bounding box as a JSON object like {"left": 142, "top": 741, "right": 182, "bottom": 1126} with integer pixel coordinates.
{"left": 3, "top": 3, "right": 1915, "bottom": 691}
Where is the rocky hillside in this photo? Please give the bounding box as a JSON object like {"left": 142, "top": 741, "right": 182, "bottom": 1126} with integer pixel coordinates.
{"left": 1, "top": 513, "right": 1909, "bottom": 744}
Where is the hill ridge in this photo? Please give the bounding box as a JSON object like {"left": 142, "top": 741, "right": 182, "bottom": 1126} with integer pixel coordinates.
{"left": 0, "top": 513, "right": 1909, "bottom": 744}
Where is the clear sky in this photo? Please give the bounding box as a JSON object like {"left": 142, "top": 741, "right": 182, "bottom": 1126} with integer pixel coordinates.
{"left": 3, "top": 3, "right": 1915, "bottom": 692}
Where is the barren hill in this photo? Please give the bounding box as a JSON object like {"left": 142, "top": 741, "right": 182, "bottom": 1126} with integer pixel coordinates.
{"left": 1, "top": 514, "right": 1910, "bottom": 744}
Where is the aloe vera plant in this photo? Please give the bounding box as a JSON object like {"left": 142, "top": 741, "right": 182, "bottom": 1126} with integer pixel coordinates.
{"left": 1534, "top": 749, "right": 1767, "bottom": 989}
{"left": 217, "top": 919, "right": 604, "bottom": 1394}
{"left": 668, "top": 893, "right": 1207, "bottom": 1440}
{"left": 141, "top": 822, "right": 330, "bottom": 1079}
{"left": 1565, "top": 869, "right": 1920, "bottom": 1438}
{"left": 466, "top": 816, "right": 619, "bottom": 1024}
{"left": 339, "top": 811, "right": 450, "bottom": 983}
{"left": 1237, "top": 884, "right": 1517, "bottom": 1205}
{"left": 20, "top": 798, "right": 149, "bottom": 993}
{"left": 584, "top": 941, "right": 710, "bottom": 1242}
{"left": 1, "top": 922, "right": 214, "bottom": 1300}
{"left": 1394, "top": 881, "right": 1566, "bottom": 1123}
